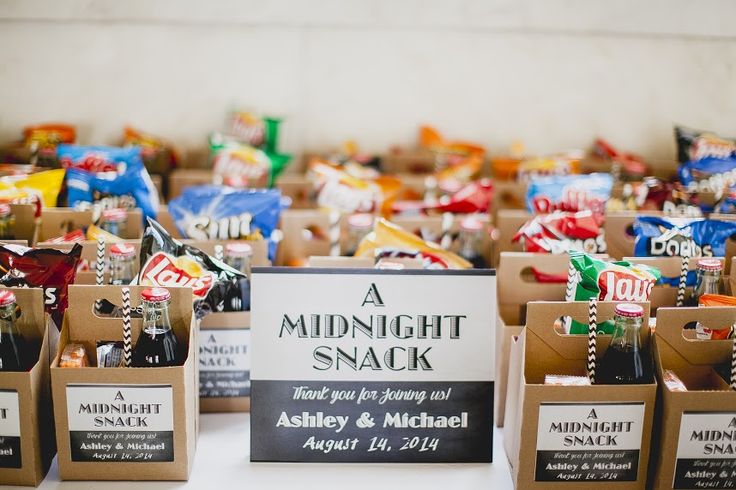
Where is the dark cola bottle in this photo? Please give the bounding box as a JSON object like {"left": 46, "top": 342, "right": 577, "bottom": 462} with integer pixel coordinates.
{"left": 131, "top": 288, "right": 181, "bottom": 367}
{"left": 596, "top": 303, "right": 653, "bottom": 384}
{"left": 457, "top": 215, "right": 488, "bottom": 269}
{"left": 0, "top": 290, "right": 29, "bottom": 371}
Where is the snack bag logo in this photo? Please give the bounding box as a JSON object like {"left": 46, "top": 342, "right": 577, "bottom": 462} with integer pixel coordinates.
{"left": 690, "top": 135, "right": 736, "bottom": 161}
{"left": 599, "top": 270, "right": 654, "bottom": 302}
{"left": 650, "top": 230, "right": 708, "bottom": 257}
{"left": 141, "top": 252, "right": 215, "bottom": 298}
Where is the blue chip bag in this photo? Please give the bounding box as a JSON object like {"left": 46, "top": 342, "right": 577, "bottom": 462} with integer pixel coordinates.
{"left": 678, "top": 156, "right": 736, "bottom": 194}
{"left": 58, "top": 145, "right": 160, "bottom": 220}
{"left": 526, "top": 173, "right": 613, "bottom": 214}
{"left": 633, "top": 216, "right": 736, "bottom": 258}
{"left": 168, "top": 185, "right": 286, "bottom": 260}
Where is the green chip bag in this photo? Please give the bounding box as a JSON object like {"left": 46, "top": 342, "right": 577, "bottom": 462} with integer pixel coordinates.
{"left": 567, "top": 251, "right": 660, "bottom": 334}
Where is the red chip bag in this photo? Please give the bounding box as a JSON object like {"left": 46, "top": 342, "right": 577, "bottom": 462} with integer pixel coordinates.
{"left": 0, "top": 243, "right": 82, "bottom": 328}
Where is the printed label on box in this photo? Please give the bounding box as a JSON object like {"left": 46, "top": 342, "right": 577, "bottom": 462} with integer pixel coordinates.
{"left": 250, "top": 268, "right": 496, "bottom": 463}
{"left": 673, "top": 412, "right": 736, "bottom": 489}
{"left": 0, "top": 390, "right": 21, "bottom": 468}
{"left": 199, "top": 328, "right": 250, "bottom": 398}
{"left": 534, "top": 402, "right": 645, "bottom": 482}
{"left": 65, "top": 384, "right": 174, "bottom": 463}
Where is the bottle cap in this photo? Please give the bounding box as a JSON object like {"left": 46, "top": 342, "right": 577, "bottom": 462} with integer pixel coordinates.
{"left": 102, "top": 208, "right": 127, "bottom": 223}
{"left": 225, "top": 242, "right": 253, "bottom": 258}
{"left": 460, "top": 215, "right": 484, "bottom": 232}
{"left": 697, "top": 258, "right": 722, "bottom": 272}
{"left": 614, "top": 303, "right": 644, "bottom": 318}
{"left": 109, "top": 243, "right": 136, "bottom": 258}
{"left": 347, "top": 213, "right": 373, "bottom": 229}
{"left": 0, "top": 290, "right": 16, "bottom": 307}
{"left": 141, "top": 287, "right": 171, "bottom": 303}
{"left": 0, "top": 204, "right": 11, "bottom": 218}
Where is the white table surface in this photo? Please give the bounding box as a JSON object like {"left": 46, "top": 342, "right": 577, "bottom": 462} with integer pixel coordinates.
{"left": 19, "top": 414, "right": 513, "bottom": 489}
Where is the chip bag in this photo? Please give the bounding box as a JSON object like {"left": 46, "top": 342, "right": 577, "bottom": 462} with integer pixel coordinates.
{"left": 123, "top": 126, "right": 178, "bottom": 175}
{"left": 692, "top": 294, "right": 736, "bottom": 340}
{"left": 513, "top": 210, "right": 606, "bottom": 254}
{"left": 86, "top": 224, "right": 124, "bottom": 243}
{"left": 228, "top": 112, "right": 283, "bottom": 154}
{"left": 354, "top": 218, "right": 471, "bottom": 269}
{"left": 526, "top": 173, "right": 612, "bottom": 214}
{"left": 209, "top": 133, "right": 291, "bottom": 187}
{"left": 137, "top": 218, "right": 249, "bottom": 318}
{"left": 517, "top": 151, "right": 583, "bottom": 182}
{"left": 23, "top": 123, "right": 76, "bottom": 150}
{"left": 58, "top": 145, "right": 160, "bottom": 220}
{"left": 0, "top": 168, "right": 65, "bottom": 217}
{"left": 168, "top": 185, "right": 284, "bottom": 261}
{"left": 633, "top": 216, "right": 736, "bottom": 258}
{"left": 0, "top": 243, "right": 82, "bottom": 328}
{"left": 567, "top": 251, "right": 660, "bottom": 334}
{"left": 676, "top": 126, "right": 736, "bottom": 164}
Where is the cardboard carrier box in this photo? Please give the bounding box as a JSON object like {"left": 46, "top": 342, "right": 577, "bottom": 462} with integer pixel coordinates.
{"left": 36, "top": 241, "right": 142, "bottom": 285}
{"left": 0, "top": 288, "right": 55, "bottom": 486}
{"left": 495, "top": 252, "right": 572, "bottom": 427}
{"left": 194, "top": 239, "right": 269, "bottom": 413}
{"left": 506, "top": 301, "right": 656, "bottom": 489}
{"left": 651, "top": 306, "right": 736, "bottom": 490}
{"left": 50, "top": 285, "right": 197, "bottom": 481}
{"left": 38, "top": 208, "right": 143, "bottom": 243}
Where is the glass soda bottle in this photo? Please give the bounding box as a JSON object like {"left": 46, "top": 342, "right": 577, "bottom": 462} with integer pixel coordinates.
{"left": 344, "top": 214, "right": 373, "bottom": 257}
{"left": 100, "top": 208, "right": 127, "bottom": 237}
{"left": 131, "top": 288, "right": 181, "bottom": 367}
{"left": 0, "top": 204, "right": 15, "bottom": 240}
{"left": 596, "top": 303, "right": 652, "bottom": 384}
{"left": 0, "top": 290, "right": 28, "bottom": 371}
{"left": 691, "top": 258, "right": 722, "bottom": 305}
{"left": 223, "top": 243, "right": 253, "bottom": 276}
{"left": 108, "top": 243, "right": 136, "bottom": 285}
{"left": 457, "top": 215, "right": 488, "bottom": 269}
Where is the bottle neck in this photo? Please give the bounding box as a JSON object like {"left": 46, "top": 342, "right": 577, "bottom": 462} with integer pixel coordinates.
{"left": 458, "top": 229, "right": 482, "bottom": 256}
{"left": 0, "top": 304, "right": 18, "bottom": 335}
{"left": 141, "top": 300, "right": 172, "bottom": 334}
{"left": 694, "top": 270, "right": 722, "bottom": 300}
{"left": 224, "top": 255, "right": 252, "bottom": 276}
{"left": 610, "top": 315, "right": 642, "bottom": 352}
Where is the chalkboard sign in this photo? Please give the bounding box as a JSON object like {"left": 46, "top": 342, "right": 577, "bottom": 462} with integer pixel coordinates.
{"left": 250, "top": 268, "right": 496, "bottom": 463}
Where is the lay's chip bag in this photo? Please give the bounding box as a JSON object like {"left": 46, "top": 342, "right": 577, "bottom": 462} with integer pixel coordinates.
{"left": 137, "top": 218, "right": 248, "bottom": 318}
{"left": 0, "top": 168, "right": 65, "bottom": 217}
{"left": 567, "top": 251, "right": 660, "bottom": 334}
{"left": 58, "top": 145, "right": 160, "bottom": 221}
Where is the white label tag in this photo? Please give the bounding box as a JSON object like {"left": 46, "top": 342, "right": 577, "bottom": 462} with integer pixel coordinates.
{"left": 199, "top": 329, "right": 250, "bottom": 372}
{"left": 66, "top": 384, "right": 173, "bottom": 432}
{"left": 0, "top": 391, "right": 20, "bottom": 438}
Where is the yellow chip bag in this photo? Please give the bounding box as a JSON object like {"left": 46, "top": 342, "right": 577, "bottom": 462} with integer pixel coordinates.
{"left": 355, "top": 218, "right": 471, "bottom": 269}
{"left": 0, "top": 168, "right": 65, "bottom": 216}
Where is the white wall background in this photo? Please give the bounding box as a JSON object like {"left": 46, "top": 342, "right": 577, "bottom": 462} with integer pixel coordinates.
{"left": 1, "top": 0, "right": 735, "bottom": 166}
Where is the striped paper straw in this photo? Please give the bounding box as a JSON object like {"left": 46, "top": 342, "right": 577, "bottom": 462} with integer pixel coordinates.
{"left": 676, "top": 256, "right": 689, "bottom": 307}
{"left": 440, "top": 213, "right": 453, "bottom": 250}
{"left": 563, "top": 255, "right": 576, "bottom": 332}
{"left": 122, "top": 287, "right": 132, "bottom": 367}
{"left": 587, "top": 298, "right": 598, "bottom": 384}
{"left": 95, "top": 237, "right": 105, "bottom": 312}
{"left": 214, "top": 244, "right": 224, "bottom": 262}
{"left": 328, "top": 210, "right": 341, "bottom": 256}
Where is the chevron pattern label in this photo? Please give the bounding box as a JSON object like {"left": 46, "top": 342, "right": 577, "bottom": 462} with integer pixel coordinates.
{"left": 676, "top": 256, "right": 689, "bottom": 307}
{"left": 587, "top": 298, "right": 598, "bottom": 384}
{"left": 731, "top": 328, "right": 736, "bottom": 390}
{"left": 122, "top": 287, "right": 132, "bottom": 367}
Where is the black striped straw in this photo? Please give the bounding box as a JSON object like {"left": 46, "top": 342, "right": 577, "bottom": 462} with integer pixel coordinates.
{"left": 676, "top": 256, "right": 689, "bottom": 307}
{"left": 587, "top": 298, "right": 598, "bottom": 384}
{"left": 214, "top": 244, "right": 224, "bottom": 262}
{"left": 328, "top": 210, "right": 341, "bottom": 256}
{"left": 122, "top": 287, "right": 132, "bottom": 367}
{"left": 440, "top": 213, "right": 453, "bottom": 250}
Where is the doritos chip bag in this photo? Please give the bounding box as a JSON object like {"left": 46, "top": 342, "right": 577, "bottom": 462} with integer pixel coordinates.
{"left": 138, "top": 218, "right": 248, "bottom": 318}
{"left": 58, "top": 145, "right": 160, "bottom": 221}
{"left": 567, "top": 251, "right": 660, "bottom": 334}
{"left": 354, "top": 218, "right": 471, "bottom": 269}
{"left": 633, "top": 216, "right": 736, "bottom": 258}
{"left": 0, "top": 243, "right": 82, "bottom": 328}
